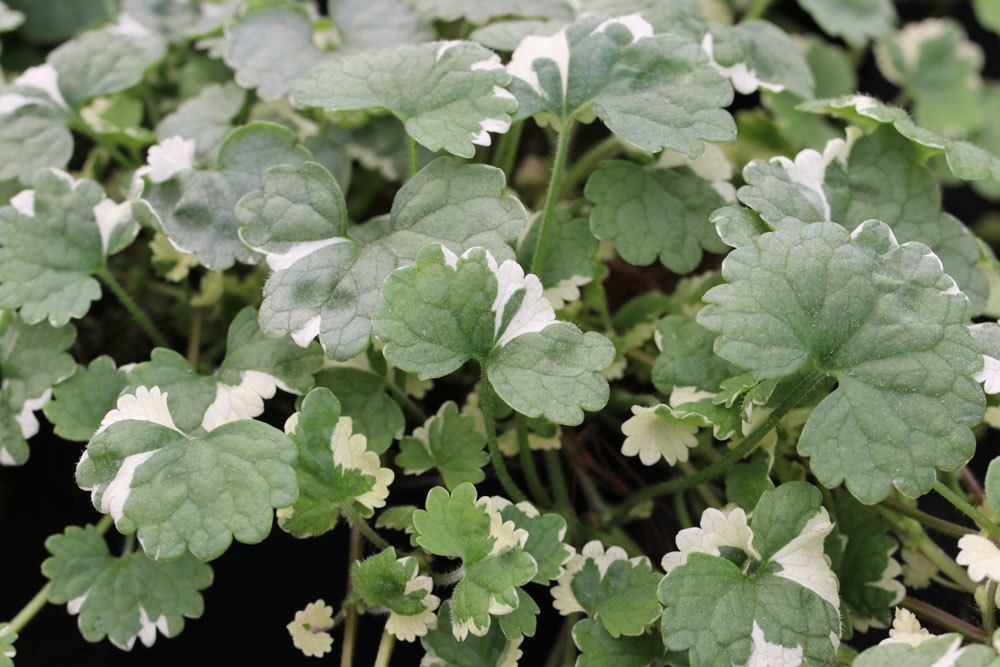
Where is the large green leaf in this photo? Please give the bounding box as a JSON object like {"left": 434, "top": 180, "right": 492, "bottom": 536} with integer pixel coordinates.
{"left": 373, "top": 244, "right": 614, "bottom": 425}
{"left": 699, "top": 221, "right": 984, "bottom": 503}
{"left": 155, "top": 82, "right": 246, "bottom": 163}
{"left": 43, "top": 524, "right": 212, "bottom": 649}
{"left": 238, "top": 158, "right": 527, "bottom": 360}
{"left": 507, "top": 14, "right": 734, "bottom": 156}
{"left": 76, "top": 386, "right": 298, "bottom": 560}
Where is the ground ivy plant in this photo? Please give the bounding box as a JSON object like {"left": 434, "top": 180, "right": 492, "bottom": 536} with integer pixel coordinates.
{"left": 3, "top": 1, "right": 1000, "bottom": 666}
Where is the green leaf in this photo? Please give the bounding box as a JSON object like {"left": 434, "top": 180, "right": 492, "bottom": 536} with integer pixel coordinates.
{"left": 76, "top": 386, "right": 298, "bottom": 560}
{"left": 724, "top": 452, "right": 774, "bottom": 512}
{"left": 239, "top": 157, "right": 527, "bottom": 360}
{"left": 291, "top": 40, "right": 516, "bottom": 158}
{"left": 797, "top": 0, "right": 896, "bottom": 48}
{"left": 507, "top": 15, "right": 735, "bottom": 156}
{"left": 986, "top": 457, "right": 1000, "bottom": 519}
{"left": 573, "top": 619, "right": 666, "bottom": 667}
{"left": 585, "top": 161, "right": 727, "bottom": 273}
{"left": 278, "top": 388, "right": 394, "bottom": 538}
{"left": 799, "top": 94, "right": 1000, "bottom": 182}
{"left": 737, "top": 127, "right": 989, "bottom": 312}
{"left": 413, "top": 484, "right": 537, "bottom": 639}
{"left": 374, "top": 244, "right": 615, "bottom": 425}
{"left": 156, "top": 82, "right": 246, "bottom": 163}
{"left": 699, "top": 221, "right": 985, "bottom": 503}
{"left": 704, "top": 20, "right": 814, "bottom": 99}
{"left": 855, "top": 634, "right": 1000, "bottom": 666}
{"left": 874, "top": 19, "right": 984, "bottom": 135}
{"left": 412, "top": 0, "right": 573, "bottom": 24}
{"left": 497, "top": 589, "right": 538, "bottom": 640}
{"left": 420, "top": 601, "right": 523, "bottom": 666}
{"left": 494, "top": 498, "right": 571, "bottom": 583}
{"left": 652, "top": 314, "right": 740, "bottom": 393}
{"left": 313, "top": 367, "right": 405, "bottom": 454}
{"left": 352, "top": 547, "right": 440, "bottom": 642}
{"left": 397, "top": 400, "right": 488, "bottom": 489}
{"left": 0, "top": 623, "right": 15, "bottom": 667}
{"left": 48, "top": 20, "right": 166, "bottom": 106}
{"left": 43, "top": 524, "right": 212, "bottom": 649}
{"left": 5, "top": 0, "right": 111, "bottom": 44}
{"left": 516, "top": 209, "right": 597, "bottom": 307}
{"left": 122, "top": 0, "right": 239, "bottom": 42}
{"left": 329, "top": 0, "right": 435, "bottom": 53}
{"left": 829, "top": 493, "right": 904, "bottom": 631}
{"left": 659, "top": 483, "right": 841, "bottom": 666}
{"left": 0, "top": 65, "right": 74, "bottom": 182}
{"left": 124, "top": 307, "right": 322, "bottom": 433}
{"left": 134, "top": 122, "right": 310, "bottom": 270}
{"left": 0, "top": 169, "right": 137, "bottom": 325}
{"left": 0, "top": 310, "right": 76, "bottom": 465}
{"left": 43, "top": 356, "right": 127, "bottom": 442}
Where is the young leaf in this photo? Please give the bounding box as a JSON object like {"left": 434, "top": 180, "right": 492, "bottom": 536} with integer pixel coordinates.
{"left": 420, "top": 601, "right": 524, "bottom": 667}
{"left": 551, "top": 540, "right": 661, "bottom": 638}
{"left": 659, "top": 482, "right": 841, "bottom": 666}
{"left": 278, "top": 388, "right": 394, "bottom": 539}
{"left": 373, "top": 245, "right": 615, "bottom": 425}
{"left": 699, "top": 221, "right": 985, "bottom": 503}
{"left": 413, "top": 484, "right": 537, "bottom": 639}
{"left": 238, "top": 158, "right": 527, "bottom": 360}
{"left": 313, "top": 367, "right": 405, "bottom": 454}
{"left": 507, "top": 14, "right": 735, "bottom": 156}
{"left": 651, "top": 314, "right": 740, "bottom": 393}
{"left": 43, "top": 524, "right": 212, "bottom": 649}
{"left": 76, "top": 386, "right": 298, "bottom": 560}
{"left": 491, "top": 498, "right": 571, "bottom": 584}
{"left": 572, "top": 619, "right": 666, "bottom": 667}
{"left": 352, "top": 547, "right": 440, "bottom": 642}
{"left": 286, "top": 599, "right": 335, "bottom": 658}
{"left": 585, "top": 161, "right": 728, "bottom": 274}
{"left": 397, "top": 401, "right": 488, "bottom": 489}
{"left": 0, "top": 311, "right": 75, "bottom": 465}
{"left": 0, "top": 169, "right": 137, "bottom": 325}
{"left": 290, "top": 41, "right": 515, "bottom": 158}
{"left": 134, "top": 122, "right": 310, "bottom": 270}
{"left": 43, "top": 356, "right": 127, "bottom": 442}
{"left": 797, "top": 0, "right": 896, "bottom": 48}
{"left": 124, "top": 307, "right": 322, "bottom": 433}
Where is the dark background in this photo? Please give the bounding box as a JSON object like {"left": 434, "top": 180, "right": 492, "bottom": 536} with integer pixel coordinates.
{"left": 1, "top": 0, "right": 999, "bottom": 664}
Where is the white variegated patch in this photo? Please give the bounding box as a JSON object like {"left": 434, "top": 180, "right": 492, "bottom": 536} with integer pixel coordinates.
{"left": 701, "top": 33, "right": 784, "bottom": 95}
{"left": 480, "top": 496, "right": 529, "bottom": 557}
{"left": 10, "top": 190, "right": 35, "bottom": 216}
{"left": 957, "top": 534, "right": 1000, "bottom": 583}
{"left": 658, "top": 144, "right": 737, "bottom": 201}
{"left": 551, "top": 540, "right": 649, "bottom": 616}
{"left": 100, "top": 448, "right": 161, "bottom": 521}
{"left": 140, "top": 136, "right": 196, "bottom": 184}
{"left": 96, "top": 386, "right": 181, "bottom": 434}
{"left": 851, "top": 545, "right": 906, "bottom": 632}
{"left": 507, "top": 29, "right": 570, "bottom": 100}
{"left": 287, "top": 600, "right": 335, "bottom": 658}
{"left": 769, "top": 508, "right": 839, "bottom": 608}
{"left": 970, "top": 323, "right": 1000, "bottom": 394}
{"left": 668, "top": 386, "right": 716, "bottom": 406}
{"left": 11, "top": 64, "right": 68, "bottom": 110}
{"left": 201, "top": 370, "right": 292, "bottom": 431}
{"left": 330, "top": 416, "right": 393, "bottom": 510}
{"left": 768, "top": 132, "right": 856, "bottom": 223}
{"left": 543, "top": 275, "right": 591, "bottom": 310}
{"left": 879, "top": 608, "right": 938, "bottom": 647}
{"left": 92, "top": 198, "right": 134, "bottom": 255}
{"left": 386, "top": 557, "right": 440, "bottom": 642}
{"left": 738, "top": 621, "right": 804, "bottom": 667}
{"left": 662, "top": 507, "right": 760, "bottom": 572}
{"left": 621, "top": 404, "right": 699, "bottom": 466}
{"left": 14, "top": 389, "right": 52, "bottom": 439}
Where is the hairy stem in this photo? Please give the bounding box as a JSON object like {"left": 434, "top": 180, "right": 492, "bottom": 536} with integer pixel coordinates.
{"left": 983, "top": 581, "right": 998, "bottom": 637}
{"left": 608, "top": 371, "right": 827, "bottom": 523}
{"left": 342, "top": 505, "right": 391, "bottom": 551}
{"left": 544, "top": 449, "right": 572, "bottom": 515}
{"left": 530, "top": 121, "right": 574, "bottom": 276}
{"left": 562, "top": 135, "right": 622, "bottom": 193}
{"left": 933, "top": 481, "right": 1000, "bottom": 542}
{"left": 903, "top": 596, "right": 986, "bottom": 643}
{"left": 881, "top": 511, "right": 976, "bottom": 593}
{"left": 384, "top": 379, "right": 427, "bottom": 422}
{"left": 516, "top": 414, "right": 553, "bottom": 507}
{"left": 880, "top": 497, "right": 974, "bottom": 538}
{"left": 479, "top": 375, "right": 528, "bottom": 503}
{"left": 97, "top": 269, "right": 169, "bottom": 348}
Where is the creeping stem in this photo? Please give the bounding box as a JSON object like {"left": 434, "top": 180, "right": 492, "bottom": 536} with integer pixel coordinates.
{"left": 479, "top": 374, "right": 529, "bottom": 503}
{"left": 529, "top": 121, "right": 574, "bottom": 276}
{"left": 933, "top": 481, "right": 1000, "bottom": 543}
{"left": 97, "top": 268, "right": 170, "bottom": 348}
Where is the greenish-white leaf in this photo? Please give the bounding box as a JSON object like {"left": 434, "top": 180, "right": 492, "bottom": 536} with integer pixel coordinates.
{"left": 43, "top": 356, "right": 127, "bottom": 442}
{"left": 134, "top": 122, "right": 310, "bottom": 270}
{"left": 313, "top": 367, "right": 405, "bottom": 454}
{"left": 659, "top": 482, "right": 841, "bottom": 666}
{"left": 397, "top": 400, "right": 488, "bottom": 489}
{"left": 278, "top": 388, "right": 394, "bottom": 538}
{"left": 856, "top": 633, "right": 1000, "bottom": 666}
{"left": 797, "top": 0, "right": 896, "bottom": 48}
{"left": 651, "top": 314, "right": 740, "bottom": 393}
{"left": 0, "top": 65, "right": 73, "bottom": 182}
{"left": 123, "top": 0, "right": 240, "bottom": 41}
{"left": 156, "top": 83, "right": 246, "bottom": 163}
{"left": 703, "top": 20, "right": 814, "bottom": 98}
{"left": 329, "top": 0, "right": 435, "bottom": 53}
{"left": 76, "top": 386, "right": 298, "bottom": 560}
{"left": 0, "top": 169, "right": 137, "bottom": 325}
{"left": 374, "top": 245, "right": 614, "bottom": 425}
{"left": 493, "top": 498, "right": 571, "bottom": 584}
{"left": 412, "top": 0, "right": 574, "bottom": 24}
{"left": 420, "top": 600, "right": 524, "bottom": 667}
{"left": 620, "top": 404, "right": 706, "bottom": 467}
{"left": 291, "top": 40, "right": 515, "bottom": 158}
{"left": 507, "top": 15, "right": 735, "bottom": 156}
{"left": 413, "top": 484, "right": 537, "bottom": 640}
{"left": 586, "top": 161, "right": 727, "bottom": 273}
{"left": 352, "top": 547, "right": 440, "bottom": 642}
{"left": 239, "top": 157, "right": 526, "bottom": 360}
{"left": 43, "top": 524, "right": 212, "bottom": 649}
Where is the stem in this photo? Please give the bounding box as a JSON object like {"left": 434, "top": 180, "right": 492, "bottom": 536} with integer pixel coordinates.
{"left": 384, "top": 380, "right": 427, "bottom": 422}
{"left": 97, "top": 269, "right": 169, "bottom": 348}
{"left": 479, "top": 374, "right": 529, "bottom": 503}
{"left": 678, "top": 461, "right": 722, "bottom": 509}
{"left": 544, "top": 449, "right": 572, "bottom": 515}
{"left": 983, "top": 581, "right": 998, "bottom": 637}
{"left": 609, "top": 371, "right": 826, "bottom": 523}
{"left": 342, "top": 505, "right": 391, "bottom": 551}
{"left": 881, "top": 497, "right": 975, "bottom": 538}
{"left": 881, "top": 511, "right": 977, "bottom": 593}
{"left": 406, "top": 135, "right": 418, "bottom": 180}
{"left": 529, "top": 121, "right": 574, "bottom": 276}
{"left": 517, "top": 415, "right": 553, "bottom": 507}
{"left": 68, "top": 112, "right": 138, "bottom": 170}
{"left": 374, "top": 627, "right": 396, "bottom": 667}
{"left": 933, "top": 481, "right": 1000, "bottom": 542}
{"left": 187, "top": 307, "right": 204, "bottom": 367}
{"left": 961, "top": 467, "right": 986, "bottom": 505}
{"left": 562, "top": 135, "right": 622, "bottom": 193}
{"left": 743, "top": 0, "right": 774, "bottom": 20}
{"left": 341, "top": 527, "right": 362, "bottom": 667}
{"left": 674, "top": 491, "right": 692, "bottom": 529}
{"left": 492, "top": 120, "right": 524, "bottom": 181}
{"left": 903, "top": 596, "right": 987, "bottom": 643}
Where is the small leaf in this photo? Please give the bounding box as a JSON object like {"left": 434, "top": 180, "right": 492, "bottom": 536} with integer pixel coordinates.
{"left": 397, "top": 401, "right": 488, "bottom": 489}
{"left": 493, "top": 498, "right": 571, "bottom": 584}
{"left": 420, "top": 601, "right": 524, "bottom": 667}
{"left": 352, "top": 547, "right": 439, "bottom": 642}
{"left": 43, "top": 524, "right": 212, "bottom": 649}
{"left": 286, "top": 599, "right": 335, "bottom": 658}
{"left": 651, "top": 314, "right": 740, "bottom": 394}
{"left": 43, "top": 356, "right": 126, "bottom": 442}
{"left": 314, "top": 367, "right": 405, "bottom": 454}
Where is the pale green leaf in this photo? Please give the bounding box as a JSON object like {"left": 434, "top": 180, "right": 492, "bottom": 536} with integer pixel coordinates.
{"left": 156, "top": 82, "right": 246, "bottom": 163}
{"left": 798, "top": 0, "right": 896, "bottom": 48}
{"left": 313, "top": 367, "right": 405, "bottom": 454}
{"left": 353, "top": 547, "right": 439, "bottom": 642}
{"left": 573, "top": 619, "right": 665, "bottom": 667}
{"left": 0, "top": 96, "right": 72, "bottom": 182}
{"left": 652, "top": 314, "right": 740, "bottom": 393}
{"left": 855, "top": 634, "right": 1000, "bottom": 667}
{"left": 571, "top": 555, "right": 662, "bottom": 638}
{"left": 705, "top": 20, "right": 814, "bottom": 99}
{"left": 397, "top": 401, "right": 488, "bottom": 489}
{"left": 122, "top": 0, "right": 239, "bottom": 41}
{"left": 43, "top": 356, "right": 127, "bottom": 442}
{"left": 494, "top": 499, "right": 571, "bottom": 584}
{"left": 420, "top": 601, "right": 523, "bottom": 666}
